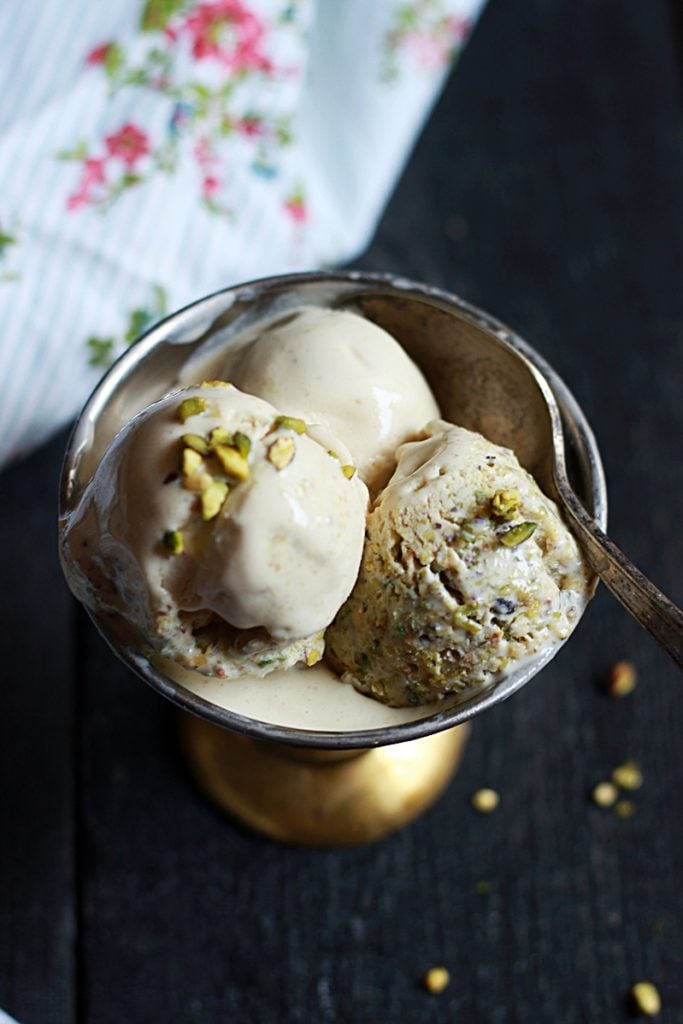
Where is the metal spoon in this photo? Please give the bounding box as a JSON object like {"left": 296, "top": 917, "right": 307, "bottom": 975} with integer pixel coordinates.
{"left": 527, "top": 358, "right": 683, "bottom": 670}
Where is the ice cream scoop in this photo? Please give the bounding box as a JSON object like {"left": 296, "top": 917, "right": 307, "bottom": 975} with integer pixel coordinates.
{"left": 61, "top": 382, "right": 368, "bottom": 678}
{"left": 326, "top": 421, "right": 590, "bottom": 706}
{"left": 213, "top": 306, "right": 440, "bottom": 495}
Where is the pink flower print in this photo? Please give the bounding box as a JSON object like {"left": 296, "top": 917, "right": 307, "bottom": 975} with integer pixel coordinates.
{"left": 83, "top": 157, "right": 106, "bottom": 185}
{"left": 284, "top": 188, "right": 307, "bottom": 224}
{"left": 202, "top": 175, "right": 220, "bottom": 198}
{"left": 105, "top": 124, "right": 150, "bottom": 167}
{"left": 86, "top": 42, "right": 114, "bottom": 66}
{"left": 182, "top": 1, "right": 272, "bottom": 73}
{"left": 237, "top": 115, "right": 264, "bottom": 138}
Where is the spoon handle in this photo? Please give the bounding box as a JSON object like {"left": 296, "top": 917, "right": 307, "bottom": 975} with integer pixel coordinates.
{"left": 557, "top": 481, "right": 683, "bottom": 670}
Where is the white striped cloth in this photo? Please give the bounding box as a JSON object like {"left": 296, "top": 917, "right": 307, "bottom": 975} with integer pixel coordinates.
{"left": 0, "top": 0, "right": 485, "bottom": 468}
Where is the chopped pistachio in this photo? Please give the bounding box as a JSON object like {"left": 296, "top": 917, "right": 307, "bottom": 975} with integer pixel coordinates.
{"left": 500, "top": 521, "right": 537, "bottom": 547}
{"left": 182, "top": 433, "right": 210, "bottom": 455}
{"left": 182, "top": 448, "right": 203, "bottom": 477}
{"left": 342, "top": 464, "right": 356, "bottom": 479}
{"left": 182, "top": 470, "right": 213, "bottom": 493}
{"left": 453, "top": 610, "right": 482, "bottom": 635}
{"left": 612, "top": 760, "right": 643, "bottom": 791}
{"left": 614, "top": 799, "right": 636, "bottom": 819}
{"left": 472, "top": 788, "right": 499, "bottom": 813}
{"left": 162, "top": 529, "right": 184, "bottom": 555}
{"left": 201, "top": 480, "right": 229, "bottom": 520}
{"left": 606, "top": 659, "right": 637, "bottom": 697}
{"left": 209, "top": 426, "right": 231, "bottom": 448}
{"left": 306, "top": 648, "right": 322, "bottom": 667}
{"left": 491, "top": 488, "right": 522, "bottom": 519}
{"left": 327, "top": 449, "right": 339, "bottom": 460}
{"left": 630, "top": 981, "right": 661, "bottom": 1017}
{"left": 423, "top": 967, "right": 450, "bottom": 995}
{"left": 215, "top": 444, "right": 250, "bottom": 481}
{"left": 274, "top": 414, "right": 307, "bottom": 434}
{"left": 592, "top": 781, "right": 618, "bottom": 807}
{"left": 268, "top": 435, "right": 295, "bottom": 470}
{"left": 232, "top": 431, "right": 251, "bottom": 458}
{"left": 178, "top": 396, "right": 206, "bottom": 422}
{"left": 201, "top": 379, "right": 232, "bottom": 387}
{"left": 475, "top": 880, "right": 492, "bottom": 895}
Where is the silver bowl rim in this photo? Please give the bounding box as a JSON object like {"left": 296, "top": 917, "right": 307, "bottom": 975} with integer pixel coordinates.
{"left": 60, "top": 269, "right": 607, "bottom": 749}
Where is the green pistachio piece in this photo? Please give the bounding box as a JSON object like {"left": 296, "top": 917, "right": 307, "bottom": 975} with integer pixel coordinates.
{"left": 182, "top": 433, "right": 210, "bottom": 455}
{"left": 500, "top": 521, "right": 537, "bottom": 547}
{"left": 162, "top": 530, "right": 184, "bottom": 555}
{"left": 201, "top": 379, "right": 232, "bottom": 388}
{"left": 201, "top": 480, "right": 229, "bottom": 520}
{"left": 215, "top": 444, "right": 250, "bottom": 481}
{"left": 178, "top": 397, "right": 206, "bottom": 423}
{"left": 342, "top": 464, "right": 356, "bottom": 479}
{"left": 232, "top": 431, "right": 251, "bottom": 458}
{"left": 491, "top": 489, "right": 522, "bottom": 519}
{"left": 182, "top": 448, "right": 203, "bottom": 477}
{"left": 274, "top": 415, "right": 306, "bottom": 434}
{"left": 209, "top": 426, "right": 231, "bottom": 447}
{"left": 268, "top": 436, "right": 295, "bottom": 470}
{"left": 327, "top": 449, "right": 339, "bottom": 460}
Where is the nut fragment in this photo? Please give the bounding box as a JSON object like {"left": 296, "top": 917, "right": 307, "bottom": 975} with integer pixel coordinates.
{"left": 500, "top": 521, "right": 537, "bottom": 547}
{"left": 306, "top": 648, "right": 322, "bottom": 667}
{"left": 614, "top": 799, "right": 636, "bottom": 819}
{"left": 592, "top": 781, "right": 618, "bottom": 807}
{"left": 274, "top": 414, "right": 307, "bottom": 434}
{"left": 178, "top": 397, "right": 206, "bottom": 422}
{"left": 342, "top": 464, "right": 356, "bottom": 479}
{"left": 182, "top": 433, "right": 210, "bottom": 455}
{"left": 491, "top": 488, "right": 522, "bottom": 519}
{"left": 182, "top": 470, "right": 213, "bottom": 493}
{"left": 630, "top": 981, "right": 661, "bottom": 1016}
{"left": 472, "top": 788, "right": 499, "bottom": 813}
{"left": 612, "top": 761, "right": 643, "bottom": 791}
{"left": 162, "top": 530, "right": 184, "bottom": 555}
{"left": 268, "top": 435, "right": 295, "bottom": 470}
{"left": 209, "top": 426, "right": 231, "bottom": 448}
{"left": 201, "top": 379, "right": 232, "bottom": 388}
{"left": 201, "top": 480, "right": 229, "bottom": 520}
{"left": 606, "top": 660, "right": 637, "bottom": 697}
{"left": 232, "top": 431, "right": 251, "bottom": 458}
{"left": 215, "top": 444, "right": 250, "bottom": 481}
{"left": 182, "top": 448, "right": 203, "bottom": 477}
{"left": 423, "top": 967, "right": 450, "bottom": 995}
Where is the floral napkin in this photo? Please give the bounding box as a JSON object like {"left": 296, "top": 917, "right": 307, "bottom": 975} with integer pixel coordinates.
{"left": 0, "top": 0, "right": 485, "bottom": 469}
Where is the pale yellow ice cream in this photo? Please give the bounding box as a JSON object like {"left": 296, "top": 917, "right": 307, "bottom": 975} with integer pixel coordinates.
{"left": 326, "top": 421, "right": 589, "bottom": 706}
{"left": 215, "top": 306, "right": 440, "bottom": 495}
{"left": 62, "top": 383, "right": 368, "bottom": 678}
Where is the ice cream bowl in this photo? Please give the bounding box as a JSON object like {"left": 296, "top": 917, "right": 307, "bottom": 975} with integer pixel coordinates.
{"left": 59, "top": 271, "right": 607, "bottom": 845}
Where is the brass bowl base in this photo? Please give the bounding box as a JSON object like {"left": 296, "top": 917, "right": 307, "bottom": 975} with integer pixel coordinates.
{"left": 178, "top": 714, "right": 469, "bottom": 847}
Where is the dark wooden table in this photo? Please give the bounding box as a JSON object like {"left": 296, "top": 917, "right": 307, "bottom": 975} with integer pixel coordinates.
{"left": 2, "top": 1, "right": 683, "bottom": 1021}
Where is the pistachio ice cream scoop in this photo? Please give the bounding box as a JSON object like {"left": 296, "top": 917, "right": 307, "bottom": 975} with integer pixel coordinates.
{"left": 213, "top": 306, "right": 441, "bottom": 495}
{"left": 61, "top": 383, "right": 368, "bottom": 678}
{"left": 325, "top": 421, "right": 590, "bottom": 707}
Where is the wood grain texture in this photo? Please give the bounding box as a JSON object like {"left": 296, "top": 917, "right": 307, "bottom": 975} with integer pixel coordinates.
{"left": 2, "top": 0, "right": 683, "bottom": 1021}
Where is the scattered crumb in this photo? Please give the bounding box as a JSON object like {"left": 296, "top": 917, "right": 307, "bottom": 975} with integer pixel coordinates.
{"left": 592, "top": 781, "right": 618, "bottom": 807}
{"left": 472, "top": 788, "right": 499, "bottom": 813}
{"left": 475, "top": 880, "right": 492, "bottom": 895}
{"left": 605, "top": 660, "right": 637, "bottom": 697}
{"left": 614, "top": 799, "right": 636, "bottom": 819}
{"left": 630, "top": 981, "right": 661, "bottom": 1016}
{"left": 612, "top": 760, "right": 643, "bottom": 791}
{"left": 423, "top": 966, "right": 450, "bottom": 995}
